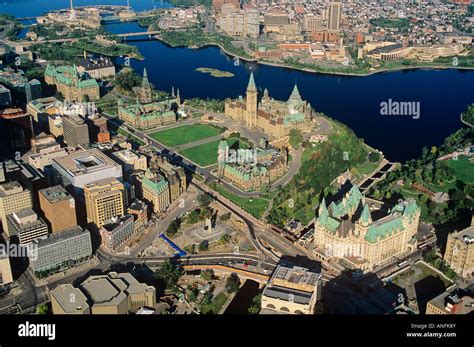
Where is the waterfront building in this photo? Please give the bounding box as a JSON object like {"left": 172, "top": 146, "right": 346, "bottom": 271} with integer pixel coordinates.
{"left": 313, "top": 184, "right": 420, "bottom": 271}
{"left": 217, "top": 140, "right": 288, "bottom": 191}
{"left": 225, "top": 74, "right": 313, "bottom": 139}
{"left": 261, "top": 264, "right": 322, "bottom": 314}
{"left": 0, "top": 256, "right": 13, "bottom": 287}
{"left": 304, "top": 14, "right": 325, "bottom": 33}
{"left": 52, "top": 272, "right": 156, "bottom": 314}
{"left": 44, "top": 64, "right": 100, "bottom": 102}
{"left": 38, "top": 185, "right": 77, "bottom": 234}
{"left": 327, "top": 2, "right": 342, "bottom": 32}
{"left": 444, "top": 226, "right": 473, "bottom": 279}
{"left": 77, "top": 56, "right": 116, "bottom": 79}
{"left": 84, "top": 178, "right": 124, "bottom": 230}
{"left": 99, "top": 214, "right": 135, "bottom": 252}
{"left": 29, "top": 226, "right": 92, "bottom": 276}
{"left": 6, "top": 208, "right": 49, "bottom": 245}
{"left": 0, "top": 181, "right": 33, "bottom": 230}
{"left": 117, "top": 99, "right": 177, "bottom": 129}
{"left": 426, "top": 287, "right": 473, "bottom": 314}
{"left": 62, "top": 114, "right": 90, "bottom": 147}
{"left": 51, "top": 148, "right": 123, "bottom": 195}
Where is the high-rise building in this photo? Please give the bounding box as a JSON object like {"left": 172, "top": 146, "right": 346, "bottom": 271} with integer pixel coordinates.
{"left": 0, "top": 85, "right": 12, "bottom": 108}
{"left": 216, "top": 10, "right": 260, "bottom": 38}
{"left": 84, "top": 178, "right": 124, "bottom": 229}
{"left": 51, "top": 148, "right": 122, "bottom": 195}
{"left": 29, "top": 226, "right": 92, "bottom": 275}
{"left": 39, "top": 185, "right": 77, "bottom": 233}
{"left": 62, "top": 114, "right": 90, "bottom": 148}
{"left": 444, "top": 226, "right": 473, "bottom": 279}
{"left": 327, "top": 2, "right": 342, "bottom": 32}
{"left": 0, "top": 181, "right": 33, "bottom": 230}
{"left": 6, "top": 208, "right": 49, "bottom": 244}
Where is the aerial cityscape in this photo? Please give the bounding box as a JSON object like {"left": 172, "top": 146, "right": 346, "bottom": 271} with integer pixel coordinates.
{"left": 0, "top": 0, "right": 472, "bottom": 343}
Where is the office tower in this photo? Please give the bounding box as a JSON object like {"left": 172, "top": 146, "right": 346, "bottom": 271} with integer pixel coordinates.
{"left": 51, "top": 148, "right": 122, "bottom": 195}
{"left": 111, "top": 149, "right": 148, "bottom": 180}
{"left": 6, "top": 208, "right": 49, "bottom": 244}
{"left": 25, "top": 79, "right": 42, "bottom": 103}
{"left": 29, "top": 226, "right": 92, "bottom": 275}
{"left": 84, "top": 178, "right": 124, "bottom": 229}
{"left": 0, "top": 85, "right": 12, "bottom": 108}
{"left": 327, "top": 2, "right": 342, "bottom": 32}
{"left": 39, "top": 185, "right": 77, "bottom": 233}
{"left": 0, "top": 109, "right": 34, "bottom": 156}
{"left": 0, "top": 181, "right": 33, "bottom": 231}
{"left": 62, "top": 114, "right": 90, "bottom": 148}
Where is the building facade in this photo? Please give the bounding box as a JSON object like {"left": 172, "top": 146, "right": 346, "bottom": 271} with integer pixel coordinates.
{"left": 99, "top": 214, "right": 135, "bottom": 252}
{"left": 39, "top": 185, "right": 77, "bottom": 233}
{"left": 29, "top": 226, "right": 92, "bottom": 275}
{"left": 261, "top": 264, "right": 322, "bottom": 314}
{"left": 0, "top": 181, "right": 33, "bottom": 231}
{"left": 84, "top": 178, "right": 124, "bottom": 229}
{"left": 44, "top": 64, "right": 100, "bottom": 102}
{"left": 6, "top": 208, "right": 49, "bottom": 245}
{"left": 314, "top": 184, "right": 420, "bottom": 271}
{"left": 62, "top": 114, "right": 90, "bottom": 148}
{"left": 444, "top": 226, "right": 473, "bottom": 279}
{"left": 225, "top": 74, "right": 313, "bottom": 139}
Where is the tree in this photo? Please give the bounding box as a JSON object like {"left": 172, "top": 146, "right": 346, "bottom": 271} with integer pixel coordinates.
{"left": 166, "top": 218, "right": 181, "bottom": 236}
{"left": 36, "top": 303, "right": 50, "bottom": 315}
{"left": 201, "top": 269, "right": 214, "bottom": 281}
{"left": 368, "top": 152, "right": 380, "bottom": 163}
{"left": 219, "top": 212, "right": 231, "bottom": 222}
{"left": 198, "top": 240, "right": 209, "bottom": 252}
{"left": 198, "top": 194, "right": 213, "bottom": 207}
{"left": 289, "top": 128, "right": 303, "bottom": 149}
{"left": 219, "top": 234, "right": 231, "bottom": 245}
{"left": 248, "top": 294, "right": 261, "bottom": 314}
{"left": 225, "top": 273, "right": 241, "bottom": 293}
{"left": 155, "top": 260, "right": 183, "bottom": 289}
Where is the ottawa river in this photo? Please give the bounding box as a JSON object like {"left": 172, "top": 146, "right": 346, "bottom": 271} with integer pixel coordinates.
{"left": 2, "top": 0, "right": 474, "bottom": 162}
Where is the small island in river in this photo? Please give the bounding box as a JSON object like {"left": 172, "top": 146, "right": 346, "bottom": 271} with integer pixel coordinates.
{"left": 196, "top": 67, "right": 235, "bottom": 78}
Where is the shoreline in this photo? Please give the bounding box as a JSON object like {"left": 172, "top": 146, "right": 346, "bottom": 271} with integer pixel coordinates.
{"left": 154, "top": 35, "right": 474, "bottom": 77}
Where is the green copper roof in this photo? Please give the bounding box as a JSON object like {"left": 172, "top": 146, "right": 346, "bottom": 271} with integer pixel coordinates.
{"left": 283, "top": 112, "right": 305, "bottom": 125}
{"left": 142, "top": 68, "right": 151, "bottom": 89}
{"left": 360, "top": 204, "right": 371, "bottom": 225}
{"left": 365, "top": 217, "right": 405, "bottom": 243}
{"left": 142, "top": 174, "right": 168, "bottom": 193}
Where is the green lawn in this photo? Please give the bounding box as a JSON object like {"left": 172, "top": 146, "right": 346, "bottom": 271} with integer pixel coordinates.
{"left": 200, "top": 293, "right": 228, "bottom": 314}
{"left": 210, "top": 183, "right": 269, "bottom": 219}
{"left": 180, "top": 137, "right": 248, "bottom": 167}
{"left": 149, "top": 124, "right": 224, "bottom": 147}
{"left": 447, "top": 156, "right": 474, "bottom": 184}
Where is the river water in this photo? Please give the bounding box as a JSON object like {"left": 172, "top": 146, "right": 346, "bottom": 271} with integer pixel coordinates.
{"left": 2, "top": 0, "right": 473, "bottom": 162}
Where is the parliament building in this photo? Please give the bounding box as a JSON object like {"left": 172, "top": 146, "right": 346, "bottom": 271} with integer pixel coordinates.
{"left": 224, "top": 73, "right": 313, "bottom": 139}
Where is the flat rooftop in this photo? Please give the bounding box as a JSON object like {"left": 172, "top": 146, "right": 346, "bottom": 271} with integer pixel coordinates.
{"left": 52, "top": 148, "right": 120, "bottom": 177}
{"left": 39, "top": 185, "right": 72, "bottom": 203}
{"left": 451, "top": 226, "right": 474, "bottom": 243}
{"left": 51, "top": 284, "right": 90, "bottom": 313}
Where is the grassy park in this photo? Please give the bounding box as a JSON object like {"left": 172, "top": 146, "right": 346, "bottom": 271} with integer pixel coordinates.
{"left": 180, "top": 137, "right": 248, "bottom": 167}
{"left": 149, "top": 124, "right": 224, "bottom": 147}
